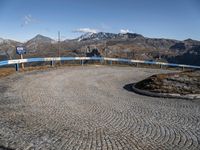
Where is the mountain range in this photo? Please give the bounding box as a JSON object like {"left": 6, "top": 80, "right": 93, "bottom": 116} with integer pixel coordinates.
{"left": 0, "top": 32, "right": 200, "bottom": 66}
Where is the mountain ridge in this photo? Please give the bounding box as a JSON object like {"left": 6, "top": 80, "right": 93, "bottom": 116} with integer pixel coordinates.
{"left": 0, "top": 32, "right": 200, "bottom": 66}
{"left": 1, "top": 32, "right": 200, "bottom": 45}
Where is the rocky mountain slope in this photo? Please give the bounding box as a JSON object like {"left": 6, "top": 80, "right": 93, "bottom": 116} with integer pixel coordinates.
{"left": 0, "top": 32, "right": 200, "bottom": 66}
{"left": 0, "top": 38, "right": 21, "bottom": 60}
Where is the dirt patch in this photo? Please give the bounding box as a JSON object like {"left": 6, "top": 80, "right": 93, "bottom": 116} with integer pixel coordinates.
{"left": 0, "top": 66, "right": 53, "bottom": 78}
{"left": 0, "top": 68, "right": 15, "bottom": 78}
{"left": 135, "top": 70, "right": 200, "bottom": 95}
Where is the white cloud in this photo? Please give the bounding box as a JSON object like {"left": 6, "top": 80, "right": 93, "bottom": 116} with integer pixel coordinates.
{"left": 74, "top": 28, "right": 98, "bottom": 33}
{"left": 120, "top": 29, "right": 132, "bottom": 34}
{"left": 21, "top": 14, "right": 38, "bottom": 27}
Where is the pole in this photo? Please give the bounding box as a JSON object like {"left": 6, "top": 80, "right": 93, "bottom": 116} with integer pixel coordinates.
{"left": 58, "top": 31, "right": 60, "bottom": 57}
{"left": 20, "top": 54, "right": 24, "bottom": 69}
{"left": 15, "top": 64, "right": 19, "bottom": 71}
{"left": 51, "top": 61, "right": 54, "bottom": 67}
{"left": 58, "top": 31, "right": 61, "bottom": 65}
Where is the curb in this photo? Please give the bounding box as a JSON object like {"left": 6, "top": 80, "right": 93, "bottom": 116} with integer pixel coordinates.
{"left": 132, "top": 83, "right": 200, "bottom": 100}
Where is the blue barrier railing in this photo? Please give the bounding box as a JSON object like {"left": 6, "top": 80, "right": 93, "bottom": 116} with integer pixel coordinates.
{"left": 0, "top": 57, "right": 200, "bottom": 71}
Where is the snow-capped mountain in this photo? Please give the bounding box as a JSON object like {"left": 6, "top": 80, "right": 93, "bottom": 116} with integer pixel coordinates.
{"left": 76, "top": 32, "right": 94, "bottom": 41}
{"left": 75, "top": 32, "right": 145, "bottom": 42}
{"left": 76, "top": 32, "right": 117, "bottom": 41}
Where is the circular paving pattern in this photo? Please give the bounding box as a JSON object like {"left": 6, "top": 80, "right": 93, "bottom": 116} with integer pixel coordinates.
{"left": 0, "top": 66, "right": 200, "bottom": 149}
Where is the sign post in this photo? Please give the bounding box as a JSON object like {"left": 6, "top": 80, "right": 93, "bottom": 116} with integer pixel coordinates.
{"left": 16, "top": 46, "right": 26, "bottom": 70}
{"left": 20, "top": 54, "right": 24, "bottom": 69}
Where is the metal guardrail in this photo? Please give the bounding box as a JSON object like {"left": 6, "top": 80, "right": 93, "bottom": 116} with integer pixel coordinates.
{"left": 0, "top": 57, "right": 200, "bottom": 71}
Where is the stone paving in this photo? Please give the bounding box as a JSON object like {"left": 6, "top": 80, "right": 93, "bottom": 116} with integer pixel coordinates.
{"left": 0, "top": 66, "right": 200, "bottom": 150}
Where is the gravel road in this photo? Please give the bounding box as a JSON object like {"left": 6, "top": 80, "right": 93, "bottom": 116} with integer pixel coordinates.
{"left": 0, "top": 66, "right": 200, "bottom": 150}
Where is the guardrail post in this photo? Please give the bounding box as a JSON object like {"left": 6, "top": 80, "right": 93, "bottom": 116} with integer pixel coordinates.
{"left": 100, "top": 58, "right": 103, "bottom": 65}
{"left": 160, "top": 64, "right": 163, "bottom": 69}
{"left": 136, "top": 63, "right": 139, "bottom": 67}
{"left": 50, "top": 61, "right": 54, "bottom": 67}
{"left": 182, "top": 66, "right": 184, "bottom": 71}
{"left": 81, "top": 60, "right": 84, "bottom": 66}
{"left": 15, "top": 64, "right": 19, "bottom": 71}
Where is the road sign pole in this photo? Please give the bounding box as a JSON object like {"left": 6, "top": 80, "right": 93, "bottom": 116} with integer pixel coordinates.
{"left": 20, "top": 54, "right": 24, "bottom": 69}
{"left": 16, "top": 46, "right": 26, "bottom": 70}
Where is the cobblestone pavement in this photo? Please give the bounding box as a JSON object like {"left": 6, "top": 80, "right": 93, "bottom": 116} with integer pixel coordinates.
{"left": 0, "top": 66, "right": 200, "bottom": 150}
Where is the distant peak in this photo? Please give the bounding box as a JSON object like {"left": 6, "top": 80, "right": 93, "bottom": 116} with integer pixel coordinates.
{"left": 184, "top": 38, "right": 200, "bottom": 44}
{"left": 118, "top": 32, "right": 144, "bottom": 39}
{"left": 76, "top": 32, "right": 117, "bottom": 42}
{"left": 36, "top": 34, "right": 42, "bottom": 36}
{"left": 34, "top": 34, "right": 48, "bottom": 38}
{"left": 26, "top": 34, "right": 55, "bottom": 44}
{"left": 184, "top": 38, "right": 194, "bottom": 42}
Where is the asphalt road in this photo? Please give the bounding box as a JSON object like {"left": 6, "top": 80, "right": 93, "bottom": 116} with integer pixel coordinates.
{"left": 0, "top": 66, "right": 200, "bottom": 150}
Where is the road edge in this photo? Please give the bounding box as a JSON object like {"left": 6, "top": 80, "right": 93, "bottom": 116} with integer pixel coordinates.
{"left": 132, "top": 83, "right": 200, "bottom": 100}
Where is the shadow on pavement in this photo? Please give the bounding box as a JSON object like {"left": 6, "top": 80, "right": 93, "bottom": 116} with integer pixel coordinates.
{"left": 123, "top": 83, "right": 134, "bottom": 92}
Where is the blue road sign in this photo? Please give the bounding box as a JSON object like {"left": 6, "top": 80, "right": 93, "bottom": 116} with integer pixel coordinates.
{"left": 16, "top": 46, "right": 26, "bottom": 55}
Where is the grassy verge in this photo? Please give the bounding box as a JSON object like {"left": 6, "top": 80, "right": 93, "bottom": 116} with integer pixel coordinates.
{"left": 0, "top": 68, "right": 16, "bottom": 78}
{"left": 135, "top": 70, "right": 200, "bottom": 95}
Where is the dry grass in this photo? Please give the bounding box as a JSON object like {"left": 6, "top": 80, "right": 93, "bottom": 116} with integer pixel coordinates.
{"left": 0, "top": 66, "right": 52, "bottom": 78}
{"left": 0, "top": 68, "right": 16, "bottom": 78}
{"left": 135, "top": 70, "right": 200, "bottom": 94}
{"left": 22, "top": 65, "right": 52, "bottom": 72}
{"left": 0, "top": 62, "right": 194, "bottom": 79}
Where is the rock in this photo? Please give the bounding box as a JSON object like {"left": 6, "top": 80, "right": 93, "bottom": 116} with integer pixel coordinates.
{"left": 135, "top": 71, "right": 200, "bottom": 95}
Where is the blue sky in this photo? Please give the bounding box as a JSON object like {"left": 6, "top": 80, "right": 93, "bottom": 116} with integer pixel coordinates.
{"left": 0, "top": 0, "right": 200, "bottom": 41}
